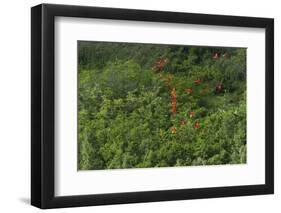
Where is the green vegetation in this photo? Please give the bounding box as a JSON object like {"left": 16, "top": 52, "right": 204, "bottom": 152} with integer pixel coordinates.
{"left": 78, "top": 41, "right": 246, "bottom": 170}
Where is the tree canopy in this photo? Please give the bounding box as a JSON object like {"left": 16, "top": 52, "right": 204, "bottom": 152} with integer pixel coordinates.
{"left": 78, "top": 41, "right": 247, "bottom": 170}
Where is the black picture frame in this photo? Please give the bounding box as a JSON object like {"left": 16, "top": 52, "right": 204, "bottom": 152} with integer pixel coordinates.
{"left": 31, "top": 3, "right": 274, "bottom": 209}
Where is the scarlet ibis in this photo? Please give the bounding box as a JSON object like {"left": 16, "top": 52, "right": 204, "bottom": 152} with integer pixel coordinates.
{"left": 189, "top": 112, "right": 194, "bottom": 118}
{"left": 171, "top": 127, "right": 177, "bottom": 133}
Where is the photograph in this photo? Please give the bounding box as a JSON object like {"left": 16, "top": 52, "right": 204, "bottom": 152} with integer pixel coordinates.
{"left": 77, "top": 41, "right": 247, "bottom": 170}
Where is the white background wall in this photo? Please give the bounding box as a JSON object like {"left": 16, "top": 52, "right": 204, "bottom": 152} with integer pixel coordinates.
{"left": 0, "top": 0, "right": 279, "bottom": 212}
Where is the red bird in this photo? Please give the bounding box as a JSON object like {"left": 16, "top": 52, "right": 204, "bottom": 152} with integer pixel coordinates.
{"left": 171, "top": 127, "right": 177, "bottom": 133}
{"left": 189, "top": 112, "right": 194, "bottom": 118}
{"left": 195, "top": 122, "right": 199, "bottom": 129}
{"left": 167, "top": 76, "right": 171, "bottom": 81}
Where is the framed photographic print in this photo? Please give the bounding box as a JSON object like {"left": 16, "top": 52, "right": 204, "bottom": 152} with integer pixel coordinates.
{"left": 31, "top": 3, "right": 274, "bottom": 209}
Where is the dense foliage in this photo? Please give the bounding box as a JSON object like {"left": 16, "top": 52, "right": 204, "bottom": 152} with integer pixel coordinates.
{"left": 78, "top": 41, "right": 247, "bottom": 170}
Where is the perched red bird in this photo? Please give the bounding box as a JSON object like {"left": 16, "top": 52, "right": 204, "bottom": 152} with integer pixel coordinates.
{"left": 189, "top": 112, "right": 194, "bottom": 118}
{"left": 171, "top": 127, "right": 177, "bottom": 133}
{"left": 167, "top": 76, "right": 172, "bottom": 81}
{"left": 195, "top": 122, "right": 199, "bottom": 129}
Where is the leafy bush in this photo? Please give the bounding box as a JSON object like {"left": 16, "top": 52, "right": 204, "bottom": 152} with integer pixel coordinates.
{"left": 78, "top": 41, "right": 247, "bottom": 170}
